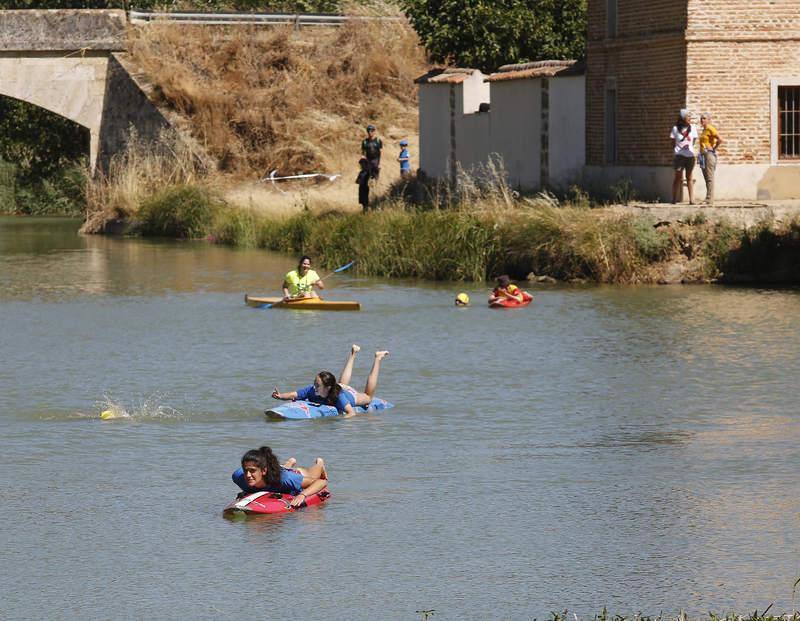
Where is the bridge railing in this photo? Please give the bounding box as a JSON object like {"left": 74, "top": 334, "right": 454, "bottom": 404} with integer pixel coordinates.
{"left": 128, "top": 10, "right": 402, "bottom": 26}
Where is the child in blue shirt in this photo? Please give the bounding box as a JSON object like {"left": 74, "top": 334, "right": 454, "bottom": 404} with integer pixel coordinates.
{"left": 397, "top": 139, "right": 411, "bottom": 177}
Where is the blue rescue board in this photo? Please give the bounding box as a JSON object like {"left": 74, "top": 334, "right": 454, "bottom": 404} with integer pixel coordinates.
{"left": 265, "top": 398, "right": 393, "bottom": 420}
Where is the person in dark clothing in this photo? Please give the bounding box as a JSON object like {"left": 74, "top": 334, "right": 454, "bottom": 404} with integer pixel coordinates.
{"left": 361, "top": 124, "right": 383, "bottom": 180}
{"left": 356, "top": 157, "right": 370, "bottom": 212}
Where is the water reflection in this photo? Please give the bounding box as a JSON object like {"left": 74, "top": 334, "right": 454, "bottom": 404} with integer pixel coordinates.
{"left": 0, "top": 216, "right": 296, "bottom": 300}
{"left": 2, "top": 218, "right": 800, "bottom": 619}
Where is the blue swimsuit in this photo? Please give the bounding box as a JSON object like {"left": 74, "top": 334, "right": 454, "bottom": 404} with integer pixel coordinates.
{"left": 232, "top": 467, "right": 304, "bottom": 495}
{"left": 295, "top": 384, "right": 356, "bottom": 414}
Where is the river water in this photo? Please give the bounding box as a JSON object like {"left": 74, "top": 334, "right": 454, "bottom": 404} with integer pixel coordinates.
{"left": 1, "top": 217, "right": 799, "bottom": 621}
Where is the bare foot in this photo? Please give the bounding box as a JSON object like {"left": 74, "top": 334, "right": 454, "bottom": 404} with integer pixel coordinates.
{"left": 315, "top": 457, "right": 328, "bottom": 480}
{"left": 283, "top": 457, "right": 297, "bottom": 469}
{"left": 375, "top": 350, "right": 390, "bottom": 360}
{"left": 351, "top": 344, "right": 361, "bottom": 354}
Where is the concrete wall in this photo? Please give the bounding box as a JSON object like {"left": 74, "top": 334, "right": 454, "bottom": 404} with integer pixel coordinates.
{"left": 583, "top": 165, "right": 675, "bottom": 200}
{"left": 99, "top": 54, "right": 170, "bottom": 171}
{"left": 549, "top": 76, "right": 586, "bottom": 190}
{"left": 418, "top": 84, "right": 452, "bottom": 180}
{"left": 418, "top": 74, "right": 491, "bottom": 181}
{"left": 490, "top": 80, "right": 541, "bottom": 190}
{"left": 456, "top": 110, "right": 491, "bottom": 175}
{"left": 419, "top": 73, "right": 586, "bottom": 192}
{"left": 584, "top": 163, "right": 800, "bottom": 201}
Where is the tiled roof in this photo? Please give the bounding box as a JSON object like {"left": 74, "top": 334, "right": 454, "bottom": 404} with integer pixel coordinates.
{"left": 414, "top": 67, "right": 481, "bottom": 84}
{"left": 486, "top": 59, "right": 584, "bottom": 82}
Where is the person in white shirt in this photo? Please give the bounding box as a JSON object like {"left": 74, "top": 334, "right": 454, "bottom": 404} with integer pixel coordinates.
{"left": 670, "top": 109, "right": 699, "bottom": 204}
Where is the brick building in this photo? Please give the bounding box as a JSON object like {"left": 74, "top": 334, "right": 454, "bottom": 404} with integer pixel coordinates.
{"left": 583, "top": 0, "right": 800, "bottom": 200}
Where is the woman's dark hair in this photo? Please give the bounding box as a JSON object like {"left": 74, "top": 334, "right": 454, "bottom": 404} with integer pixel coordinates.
{"left": 497, "top": 274, "right": 511, "bottom": 287}
{"left": 676, "top": 115, "right": 689, "bottom": 130}
{"left": 241, "top": 446, "right": 281, "bottom": 489}
{"left": 297, "top": 255, "right": 312, "bottom": 271}
{"left": 316, "top": 370, "right": 341, "bottom": 407}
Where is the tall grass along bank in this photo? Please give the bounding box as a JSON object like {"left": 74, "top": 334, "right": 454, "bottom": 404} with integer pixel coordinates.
{"left": 111, "top": 177, "right": 800, "bottom": 284}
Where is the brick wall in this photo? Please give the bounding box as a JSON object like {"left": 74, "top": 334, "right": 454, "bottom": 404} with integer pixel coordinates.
{"left": 687, "top": 42, "right": 800, "bottom": 164}
{"left": 587, "top": 0, "right": 687, "bottom": 165}
{"left": 588, "top": 0, "right": 686, "bottom": 41}
{"left": 686, "top": 0, "right": 800, "bottom": 165}
{"left": 587, "top": 0, "right": 800, "bottom": 167}
{"left": 687, "top": 0, "right": 800, "bottom": 37}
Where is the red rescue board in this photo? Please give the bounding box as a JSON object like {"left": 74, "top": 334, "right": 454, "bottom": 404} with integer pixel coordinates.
{"left": 223, "top": 489, "right": 331, "bottom": 515}
{"left": 489, "top": 291, "right": 533, "bottom": 308}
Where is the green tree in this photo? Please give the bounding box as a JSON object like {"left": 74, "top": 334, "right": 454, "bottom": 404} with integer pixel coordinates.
{"left": 0, "top": 98, "right": 88, "bottom": 184}
{"left": 400, "top": 0, "right": 586, "bottom": 73}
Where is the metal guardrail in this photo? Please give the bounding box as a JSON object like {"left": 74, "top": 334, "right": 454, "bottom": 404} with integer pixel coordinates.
{"left": 129, "top": 10, "right": 402, "bottom": 26}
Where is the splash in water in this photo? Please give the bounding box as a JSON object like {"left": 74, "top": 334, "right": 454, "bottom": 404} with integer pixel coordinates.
{"left": 96, "top": 394, "right": 182, "bottom": 421}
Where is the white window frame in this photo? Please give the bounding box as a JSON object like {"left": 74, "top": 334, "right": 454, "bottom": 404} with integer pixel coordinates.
{"left": 770, "top": 77, "right": 800, "bottom": 165}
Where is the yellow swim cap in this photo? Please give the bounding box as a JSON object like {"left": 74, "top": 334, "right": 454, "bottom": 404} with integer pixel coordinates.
{"left": 455, "top": 293, "right": 470, "bottom": 306}
{"left": 100, "top": 409, "right": 115, "bottom": 420}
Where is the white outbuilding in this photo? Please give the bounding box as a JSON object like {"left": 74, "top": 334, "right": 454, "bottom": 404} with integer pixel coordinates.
{"left": 415, "top": 61, "right": 585, "bottom": 192}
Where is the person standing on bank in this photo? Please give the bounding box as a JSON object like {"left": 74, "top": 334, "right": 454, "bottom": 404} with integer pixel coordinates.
{"left": 361, "top": 124, "right": 383, "bottom": 180}
{"left": 356, "top": 157, "right": 371, "bottom": 212}
{"left": 670, "top": 109, "right": 699, "bottom": 205}
{"left": 397, "top": 139, "right": 411, "bottom": 177}
{"left": 282, "top": 255, "right": 324, "bottom": 301}
{"left": 699, "top": 113, "right": 723, "bottom": 206}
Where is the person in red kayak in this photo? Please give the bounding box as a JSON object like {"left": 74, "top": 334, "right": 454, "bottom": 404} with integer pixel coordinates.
{"left": 232, "top": 446, "right": 328, "bottom": 507}
{"left": 488, "top": 275, "right": 525, "bottom": 304}
{"left": 271, "top": 345, "right": 390, "bottom": 418}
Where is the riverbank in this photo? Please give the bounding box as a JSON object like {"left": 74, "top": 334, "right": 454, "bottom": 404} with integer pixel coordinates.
{"left": 93, "top": 178, "right": 800, "bottom": 285}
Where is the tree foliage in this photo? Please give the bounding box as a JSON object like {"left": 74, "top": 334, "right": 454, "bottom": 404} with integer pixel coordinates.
{"left": 0, "top": 98, "right": 88, "bottom": 183}
{"left": 399, "top": 0, "right": 587, "bottom": 73}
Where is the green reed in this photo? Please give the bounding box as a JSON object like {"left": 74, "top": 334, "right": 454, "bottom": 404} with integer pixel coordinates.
{"left": 128, "top": 182, "right": 800, "bottom": 284}
{"left": 210, "top": 199, "right": 679, "bottom": 283}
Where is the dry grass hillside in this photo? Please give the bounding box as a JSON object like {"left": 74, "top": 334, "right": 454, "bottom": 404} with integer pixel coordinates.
{"left": 126, "top": 12, "right": 428, "bottom": 212}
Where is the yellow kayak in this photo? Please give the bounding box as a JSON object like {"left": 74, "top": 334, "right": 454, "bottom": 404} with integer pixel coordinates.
{"left": 244, "top": 295, "right": 361, "bottom": 311}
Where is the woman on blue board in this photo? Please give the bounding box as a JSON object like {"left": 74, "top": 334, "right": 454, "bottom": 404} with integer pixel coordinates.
{"left": 232, "top": 446, "right": 328, "bottom": 507}
{"left": 271, "top": 345, "right": 390, "bottom": 418}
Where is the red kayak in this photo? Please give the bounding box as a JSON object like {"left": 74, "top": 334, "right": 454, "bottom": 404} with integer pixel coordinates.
{"left": 223, "top": 489, "right": 331, "bottom": 516}
{"left": 489, "top": 291, "right": 533, "bottom": 308}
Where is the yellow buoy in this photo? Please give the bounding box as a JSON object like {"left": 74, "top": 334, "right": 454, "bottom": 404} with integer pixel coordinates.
{"left": 100, "top": 409, "right": 116, "bottom": 420}
{"left": 455, "top": 292, "right": 470, "bottom": 306}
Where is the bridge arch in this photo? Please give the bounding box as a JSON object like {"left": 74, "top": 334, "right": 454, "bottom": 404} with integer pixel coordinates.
{"left": 0, "top": 10, "right": 169, "bottom": 172}
{"left": 0, "top": 52, "right": 108, "bottom": 168}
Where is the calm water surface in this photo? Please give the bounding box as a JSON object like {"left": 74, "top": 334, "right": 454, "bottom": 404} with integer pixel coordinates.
{"left": 1, "top": 217, "right": 799, "bottom": 620}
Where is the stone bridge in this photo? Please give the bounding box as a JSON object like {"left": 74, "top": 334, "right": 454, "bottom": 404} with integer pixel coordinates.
{"left": 0, "top": 9, "right": 168, "bottom": 171}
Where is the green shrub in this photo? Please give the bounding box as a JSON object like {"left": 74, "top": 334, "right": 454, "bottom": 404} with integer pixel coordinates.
{"left": 137, "top": 184, "right": 221, "bottom": 238}
{"left": 0, "top": 158, "right": 15, "bottom": 213}
{"left": 632, "top": 219, "right": 672, "bottom": 261}
{"left": 214, "top": 207, "right": 259, "bottom": 247}
{"left": 610, "top": 177, "right": 638, "bottom": 205}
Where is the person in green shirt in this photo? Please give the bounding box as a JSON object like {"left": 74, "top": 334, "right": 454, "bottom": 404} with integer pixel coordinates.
{"left": 282, "top": 255, "right": 325, "bottom": 301}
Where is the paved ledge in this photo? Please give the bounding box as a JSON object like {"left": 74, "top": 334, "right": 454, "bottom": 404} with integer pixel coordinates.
{"left": 609, "top": 201, "right": 800, "bottom": 228}
{"left": 0, "top": 9, "right": 126, "bottom": 51}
